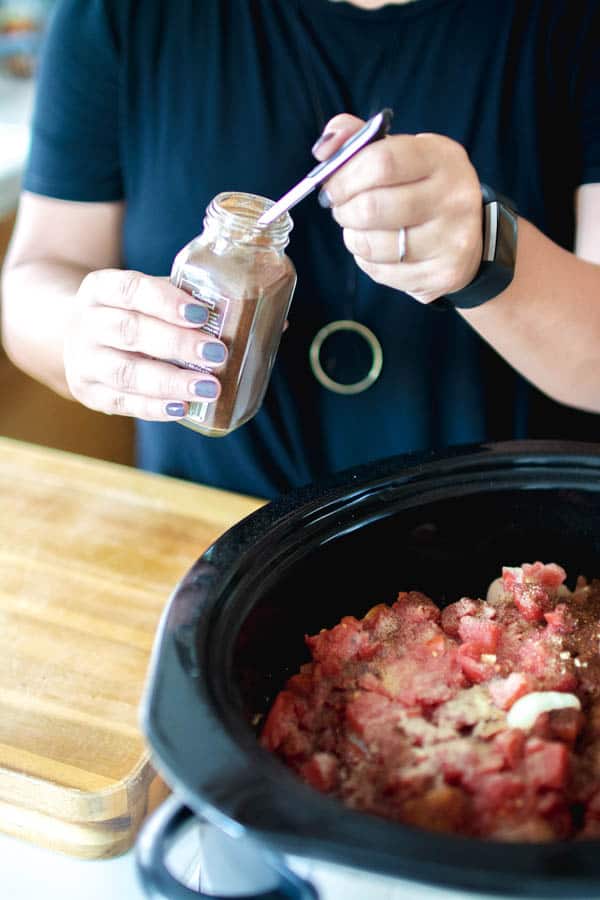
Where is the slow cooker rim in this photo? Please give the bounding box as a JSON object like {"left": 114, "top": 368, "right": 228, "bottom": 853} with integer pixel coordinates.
{"left": 207, "top": 438, "right": 600, "bottom": 569}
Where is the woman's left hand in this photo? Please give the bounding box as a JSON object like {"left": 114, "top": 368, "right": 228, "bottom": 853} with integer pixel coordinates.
{"left": 312, "top": 114, "right": 483, "bottom": 304}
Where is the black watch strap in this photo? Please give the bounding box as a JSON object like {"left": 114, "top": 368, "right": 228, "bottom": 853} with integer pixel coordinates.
{"left": 433, "top": 184, "right": 518, "bottom": 311}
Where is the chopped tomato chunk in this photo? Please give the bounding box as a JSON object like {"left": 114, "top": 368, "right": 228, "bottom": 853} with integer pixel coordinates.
{"left": 488, "top": 673, "right": 530, "bottom": 710}
{"left": 524, "top": 741, "right": 569, "bottom": 790}
{"left": 458, "top": 616, "right": 501, "bottom": 652}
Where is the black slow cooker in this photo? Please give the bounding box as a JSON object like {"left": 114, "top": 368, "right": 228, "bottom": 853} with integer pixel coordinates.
{"left": 136, "top": 441, "right": 600, "bottom": 899}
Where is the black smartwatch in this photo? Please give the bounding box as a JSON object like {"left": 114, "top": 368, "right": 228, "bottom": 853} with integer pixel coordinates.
{"left": 436, "top": 184, "right": 518, "bottom": 310}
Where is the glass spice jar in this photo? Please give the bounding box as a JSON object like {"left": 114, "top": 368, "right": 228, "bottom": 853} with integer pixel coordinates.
{"left": 169, "top": 192, "right": 296, "bottom": 437}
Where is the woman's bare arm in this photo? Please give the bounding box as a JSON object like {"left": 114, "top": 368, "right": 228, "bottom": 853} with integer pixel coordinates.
{"left": 462, "top": 186, "right": 600, "bottom": 413}
{"left": 2, "top": 193, "right": 124, "bottom": 396}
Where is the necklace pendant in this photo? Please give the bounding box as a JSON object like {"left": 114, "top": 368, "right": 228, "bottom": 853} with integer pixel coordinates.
{"left": 309, "top": 320, "right": 383, "bottom": 394}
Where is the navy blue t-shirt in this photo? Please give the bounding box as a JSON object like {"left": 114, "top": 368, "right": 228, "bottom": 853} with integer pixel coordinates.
{"left": 24, "top": 0, "right": 600, "bottom": 498}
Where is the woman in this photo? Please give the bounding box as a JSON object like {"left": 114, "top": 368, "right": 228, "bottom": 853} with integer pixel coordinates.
{"left": 2, "top": 0, "right": 600, "bottom": 497}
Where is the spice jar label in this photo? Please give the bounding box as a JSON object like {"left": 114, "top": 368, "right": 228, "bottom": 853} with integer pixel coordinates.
{"left": 188, "top": 285, "right": 230, "bottom": 341}
{"left": 167, "top": 285, "right": 230, "bottom": 375}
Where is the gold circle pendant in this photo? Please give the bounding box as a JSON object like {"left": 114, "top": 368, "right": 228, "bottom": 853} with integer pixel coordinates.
{"left": 309, "top": 320, "right": 383, "bottom": 395}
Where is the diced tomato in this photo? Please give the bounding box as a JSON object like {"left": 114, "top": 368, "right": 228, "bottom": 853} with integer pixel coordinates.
{"left": 512, "top": 583, "right": 548, "bottom": 622}
{"left": 488, "top": 672, "right": 530, "bottom": 710}
{"left": 517, "top": 636, "right": 551, "bottom": 678}
{"left": 503, "top": 563, "right": 567, "bottom": 622}
{"left": 261, "top": 690, "right": 301, "bottom": 751}
{"left": 362, "top": 603, "right": 389, "bottom": 625}
{"left": 368, "top": 658, "right": 409, "bottom": 699}
{"left": 392, "top": 591, "right": 440, "bottom": 623}
{"left": 493, "top": 729, "right": 526, "bottom": 768}
{"left": 504, "top": 562, "right": 567, "bottom": 590}
{"left": 501, "top": 566, "right": 524, "bottom": 590}
{"left": 311, "top": 661, "right": 324, "bottom": 684}
{"left": 375, "top": 651, "right": 463, "bottom": 705}
{"left": 524, "top": 741, "right": 569, "bottom": 790}
{"left": 458, "top": 616, "right": 501, "bottom": 652}
{"left": 440, "top": 597, "right": 479, "bottom": 636}
{"left": 515, "top": 634, "right": 578, "bottom": 692}
{"left": 458, "top": 642, "right": 497, "bottom": 683}
{"left": 306, "top": 616, "right": 370, "bottom": 675}
{"left": 522, "top": 562, "right": 567, "bottom": 589}
{"left": 358, "top": 671, "right": 382, "bottom": 692}
{"left": 549, "top": 668, "right": 578, "bottom": 694}
{"left": 543, "top": 604, "right": 575, "bottom": 635}
{"left": 537, "top": 791, "right": 565, "bottom": 815}
{"left": 436, "top": 738, "right": 502, "bottom": 787}
{"left": 425, "top": 634, "right": 446, "bottom": 656}
{"left": 362, "top": 603, "right": 400, "bottom": 640}
{"left": 474, "top": 773, "right": 525, "bottom": 808}
{"left": 345, "top": 691, "right": 393, "bottom": 737}
{"left": 286, "top": 672, "right": 313, "bottom": 696}
{"left": 383, "top": 764, "right": 430, "bottom": 797}
{"left": 358, "top": 640, "right": 383, "bottom": 661}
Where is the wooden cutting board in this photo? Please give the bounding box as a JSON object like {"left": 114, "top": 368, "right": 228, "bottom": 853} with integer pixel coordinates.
{"left": 0, "top": 436, "right": 264, "bottom": 858}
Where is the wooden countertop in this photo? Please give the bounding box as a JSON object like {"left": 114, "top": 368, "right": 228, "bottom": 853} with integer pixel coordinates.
{"left": 0, "top": 436, "right": 265, "bottom": 857}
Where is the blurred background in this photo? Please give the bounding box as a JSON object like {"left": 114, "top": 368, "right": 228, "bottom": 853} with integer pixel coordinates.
{"left": 0, "top": 0, "right": 134, "bottom": 465}
{"left": 0, "top": 0, "right": 49, "bottom": 78}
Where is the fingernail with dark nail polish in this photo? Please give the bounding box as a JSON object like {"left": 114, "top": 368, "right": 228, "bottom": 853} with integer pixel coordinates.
{"left": 202, "top": 342, "right": 227, "bottom": 363}
{"left": 166, "top": 402, "right": 186, "bottom": 417}
{"left": 183, "top": 303, "right": 209, "bottom": 324}
{"left": 312, "top": 130, "right": 336, "bottom": 154}
{"left": 194, "top": 380, "right": 218, "bottom": 399}
{"left": 318, "top": 188, "right": 332, "bottom": 209}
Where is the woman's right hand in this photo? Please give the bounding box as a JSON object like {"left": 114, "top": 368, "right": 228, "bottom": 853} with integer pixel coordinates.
{"left": 63, "top": 269, "right": 228, "bottom": 420}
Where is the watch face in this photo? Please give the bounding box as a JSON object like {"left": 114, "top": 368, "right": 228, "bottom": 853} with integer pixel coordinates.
{"left": 444, "top": 193, "right": 518, "bottom": 309}
{"left": 496, "top": 202, "right": 518, "bottom": 272}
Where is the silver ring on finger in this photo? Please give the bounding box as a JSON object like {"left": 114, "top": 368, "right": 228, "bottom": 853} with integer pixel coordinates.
{"left": 398, "top": 226, "right": 407, "bottom": 263}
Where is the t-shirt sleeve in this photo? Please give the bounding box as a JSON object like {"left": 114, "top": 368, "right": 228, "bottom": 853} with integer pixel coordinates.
{"left": 22, "top": 0, "right": 123, "bottom": 202}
